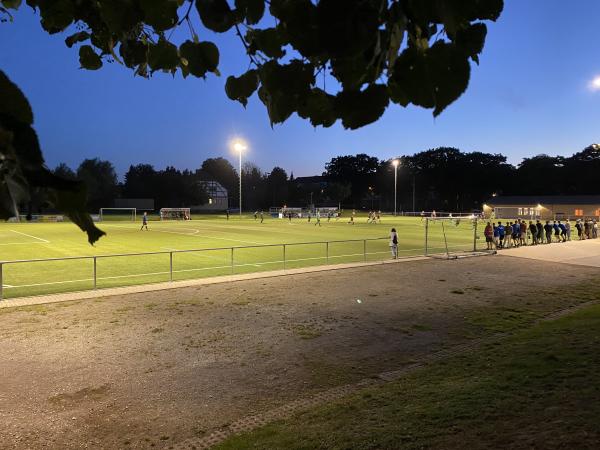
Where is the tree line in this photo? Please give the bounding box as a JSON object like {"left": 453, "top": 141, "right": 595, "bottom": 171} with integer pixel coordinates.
{"left": 25, "top": 143, "right": 599, "bottom": 215}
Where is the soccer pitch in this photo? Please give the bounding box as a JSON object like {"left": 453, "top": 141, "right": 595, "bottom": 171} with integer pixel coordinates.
{"left": 0, "top": 214, "right": 481, "bottom": 299}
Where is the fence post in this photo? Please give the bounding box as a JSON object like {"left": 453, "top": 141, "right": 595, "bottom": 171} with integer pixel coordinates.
{"left": 283, "top": 244, "right": 286, "bottom": 271}
{"left": 425, "top": 218, "right": 429, "bottom": 256}
{"left": 93, "top": 257, "right": 97, "bottom": 289}
{"left": 0, "top": 263, "right": 3, "bottom": 300}
{"left": 363, "top": 240, "right": 367, "bottom": 262}
{"left": 326, "top": 241, "right": 329, "bottom": 264}
{"left": 230, "top": 247, "right": 234, "bottom": 275}
{"left": 170, "top": 252, "right": 173, "bottom": 282}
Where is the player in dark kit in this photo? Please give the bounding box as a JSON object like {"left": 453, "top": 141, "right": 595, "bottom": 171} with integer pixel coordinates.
{"left": 140, "top": 211, "right": 149, "bottom": 231}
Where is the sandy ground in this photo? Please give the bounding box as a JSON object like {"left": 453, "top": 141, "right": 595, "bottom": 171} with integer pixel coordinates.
{"left": 502, "top": 237, "right": 600, "bottom": 267}
{"left": 1, "top": 255, "right": 599, "bottom": 449}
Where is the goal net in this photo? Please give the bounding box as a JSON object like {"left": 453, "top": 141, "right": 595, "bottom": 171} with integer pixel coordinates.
{"left": 99, "top": 208, "right": 136, "bottom": 222}
{"left": 424, "top": 217, "right": 492, "bottom": 259}
{"left": 160, "top": 208, "right": 191, "bottom": 221}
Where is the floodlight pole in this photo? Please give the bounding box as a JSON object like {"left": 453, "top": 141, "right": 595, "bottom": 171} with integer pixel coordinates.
{"left": 239, "top": 149, "right": 242, "bottom": 217}
{"left": 392, "top": 159, "right": 399, "bottom": 216}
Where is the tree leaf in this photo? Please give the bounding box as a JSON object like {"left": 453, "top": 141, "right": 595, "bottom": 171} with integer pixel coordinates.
{"left": 179, "top": 40, "right": 220, "bottom": 77}
{"left": 246, "top": 28, "right": 286, "bottom": 59}
{"left": 119, "top": 39, "right": 149, "bottom": 68}
{"left": 148, "top": 39, "right": 179, "bottom": 72}
{"left": 34, "top": 0, "right": 75, "bottom": 33}
{"left": 2, "top": 0, "right": 22, "bottom": 10}
{"left": 196, "top": 0, "right": 237, "bottom": 33}
{"left": 257, "top": 86, "right": 295, "bottom": 126}
{"left": 297, "top": 88, "right": 337, "bottom": 128}
{"left": 0, "top": 70, "right": 33, "bottom": 125}
{"left": 65, "top": 31, "right": 90, "bottom": 48}
{"left": 456, "top": 23, "right": 487, "bottom": 63}
{"left": 140, "top": 0, "right": 179, "bottom": 31}
{"left": 225, "top": 70, "right": 259, "bottom": 107}
{"left": 79, "top": 45, "right": 103, "bottom": 70}
{"left": 335, "top": 84, "right": 389, "bottom": 130}
{"left": 235, "top": 0, "right": 265, "bottom": 25}
{"left": 389, "top": 42, "right": 470, "bottom": 116}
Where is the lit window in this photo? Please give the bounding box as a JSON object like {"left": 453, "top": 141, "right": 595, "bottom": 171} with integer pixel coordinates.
{"left": 575, "top": 209, "right": 583, "bottom": 216}
{"left": 518, "top": 208, "right": 523, "bottom": 215}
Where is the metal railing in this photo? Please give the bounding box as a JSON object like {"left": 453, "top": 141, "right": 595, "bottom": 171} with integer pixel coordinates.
{"left": 0, "top": 237, "right": 395, "bottom": 300}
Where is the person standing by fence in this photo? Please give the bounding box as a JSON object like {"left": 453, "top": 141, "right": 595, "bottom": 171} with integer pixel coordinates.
{"left": 390, "top": 228, "right": 398, "bottom": 259}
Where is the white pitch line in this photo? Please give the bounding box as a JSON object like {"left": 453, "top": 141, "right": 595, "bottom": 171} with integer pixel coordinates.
{"left": 9, "top": 230, "right": 50, "bottom": 243}
{"left": 0, "top": 242, "right": 47, "bottom": 246}
{"left": 105, "top": 223, "right": 267, "bottom": 246}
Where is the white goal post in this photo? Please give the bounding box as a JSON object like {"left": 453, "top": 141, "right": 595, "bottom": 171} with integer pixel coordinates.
{"left": 160, "top": 208, "right": 191, "bottom": 221}
{"left": 99, "top": 208, "right": 137, "bottom": 222}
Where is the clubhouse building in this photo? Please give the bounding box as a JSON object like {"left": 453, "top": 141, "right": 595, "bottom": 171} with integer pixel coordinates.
{"left": 483, "top": 195, "right": 600, "bottom": 220}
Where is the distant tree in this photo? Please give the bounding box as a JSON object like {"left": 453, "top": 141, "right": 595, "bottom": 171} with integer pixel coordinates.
{"left": 514, "top": 155, "right": 565, "bottom": 196}
{"left": 325, "top": 182, "right": 352, "bottom": 209}
{"left": 53, "top": 163, "right": 77, "bottom": 180}
{"left": 563, "top": 144, "right": 600, "bottom": 194}
{"left": 325, "top": 154, "right": 379, "bottom": 205}
{"left": 242, "top": 162, "right": 265, "bottom": 210}
{"left": 122, "top": 164, "right": 158, "bottom": 199}
{"left": 266, "top": 166, "right": 288, "bottom": 207}
{"left": 200, "top": 157, "right": 239, "bottom": 206}
{"left": 76, "top": 158, "right": 119, "bottom": 211}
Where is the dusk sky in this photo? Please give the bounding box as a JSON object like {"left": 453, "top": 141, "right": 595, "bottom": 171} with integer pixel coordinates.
{"left": 1, "top": 0, "right": 599, "bottom": 179}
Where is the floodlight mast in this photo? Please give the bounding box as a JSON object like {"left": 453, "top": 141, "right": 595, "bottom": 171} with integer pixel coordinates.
{"left": 233, "top": 140, "right": 247, "bottom": 216}
{"left": 392, "top": 159, "right": 400, "bottom": 216}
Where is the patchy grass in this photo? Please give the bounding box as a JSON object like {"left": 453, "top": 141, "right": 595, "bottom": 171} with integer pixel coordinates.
{"left": 217, "top": 303, "right": 600, "bottom": 450}
{"left": 292, "top": 324, "right": 322, "bottom": 340}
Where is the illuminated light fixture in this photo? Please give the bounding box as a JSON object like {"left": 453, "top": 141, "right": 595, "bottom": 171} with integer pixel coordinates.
{"left": 589, "top": 75, "right": 600, "bottom": 91}
{"left": 392, "top": 159, "right": 400, "bottom": 215}
{"left": 230, "top": 138, "right": 248, "bottom": 216}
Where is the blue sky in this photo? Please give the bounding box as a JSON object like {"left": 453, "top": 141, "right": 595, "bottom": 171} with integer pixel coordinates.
{"left": 1, "top": 1, "right": 599, "bottom": 179}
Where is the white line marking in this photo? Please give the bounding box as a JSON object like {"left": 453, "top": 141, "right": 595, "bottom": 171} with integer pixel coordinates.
{"left": 9, "top": 230, "right": 50, "bottom": 243}
{"left": 2, "top": 284, "right": 14, "bottom": 288}
{"left": 0, "top": 242, "right": 47, "bottom": 246}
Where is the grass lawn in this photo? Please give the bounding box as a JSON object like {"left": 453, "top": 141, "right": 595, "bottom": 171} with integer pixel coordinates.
{"left": 0, "top": 214, "right": 480, "bottom": 298}
{"left": 217, "top": 302, "right": 600, "bottom": 450}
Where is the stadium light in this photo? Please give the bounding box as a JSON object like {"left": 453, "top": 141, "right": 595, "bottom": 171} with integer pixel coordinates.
{"left": 231, "top": 139, "right": 247, "bottom": 216}
{"left": 392, "top": 159, "right": 400, "bottom": 216}
{"left": 589, "top": 75, "right": 600, "bottom": 91}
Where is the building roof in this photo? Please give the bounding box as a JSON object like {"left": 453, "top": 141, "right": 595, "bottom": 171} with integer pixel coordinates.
{"left": 486, "top": 195, "right": 600, "bottom": 206}
{"left": 294, "top": 175, "right": 327, "bottom": 184}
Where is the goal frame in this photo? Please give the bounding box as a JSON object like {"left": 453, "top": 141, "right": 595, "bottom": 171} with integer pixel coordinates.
{"left": 99, "top": 208, "right": 137, "bottom": 222}
{"left": 159, "top": 208, "right": 191, "bottom": 221}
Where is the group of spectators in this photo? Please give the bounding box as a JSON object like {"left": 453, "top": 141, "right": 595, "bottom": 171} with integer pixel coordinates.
{"left": 484, "top": 218, "right": 599, "bottom": 250}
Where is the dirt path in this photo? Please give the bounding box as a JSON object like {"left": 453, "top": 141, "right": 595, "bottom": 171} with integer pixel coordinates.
{"left": 1, "top": 256, "right": 598, "bottom": 449}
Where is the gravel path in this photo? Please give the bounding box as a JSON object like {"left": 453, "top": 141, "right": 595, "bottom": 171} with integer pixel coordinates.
{"left": 1, "top": 255, "right": 598, "bottom": 449}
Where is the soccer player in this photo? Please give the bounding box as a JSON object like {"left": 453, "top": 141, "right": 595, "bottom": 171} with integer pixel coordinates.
{"left": 493, "top": 222, "right": 499, "bottom": 248}
{"left": 254, "top": 211, "right": 258, "bottom": 220}
{"left": 225, "top": 209, "right": 229, "bottom": 220}
{"left": 504, "top": 222, "right": 512, "bottom": 248}
{"left": 565, "top": 219, "right": 571, "bottom": 240}
{"left": 544, "top": 220, "right": 553, "bottom": 244}
{"left": 536, "top": 220, "right": 543, "bottom": 244}
{"left": 497, "top": 221, "right": 505, "bottom": 248}
{"left": 484, "top": 222, "right": 494, "bottom": 250}
{"left": 558, "top": 220, "right": 567, "bottom": 242}
{"left": 390, "top": 228, "right": 398, "bottom": 259}
{"left": 260, "top": 211, "right": 264, "bottom": 223}
{"left": 528, "top": 220, "right": 538, "bottom": 245}
{"left": 553, "top": 220, "right": 560, "bottom": 242}
{"left": 348, "top": 210, "right": 356, "bottom": 225}
{"left": 140, "top": 211, "right": 149, "bottom": 231}
{"left": 315, "top": 210, "right": 321, "bottom": 226}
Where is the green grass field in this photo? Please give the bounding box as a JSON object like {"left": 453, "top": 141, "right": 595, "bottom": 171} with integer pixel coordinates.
{"left": 0, "top": 214, "right": 481, "bottom": 299}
